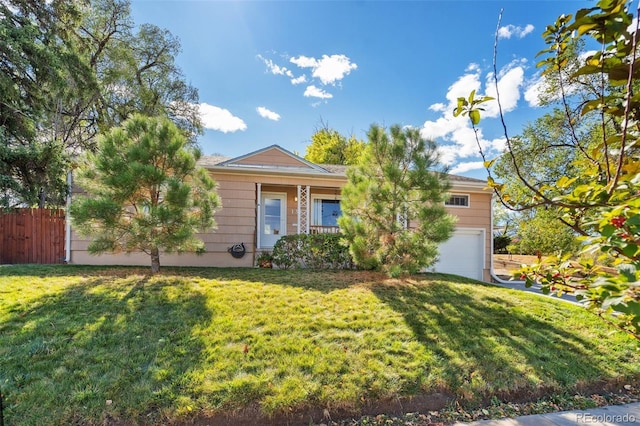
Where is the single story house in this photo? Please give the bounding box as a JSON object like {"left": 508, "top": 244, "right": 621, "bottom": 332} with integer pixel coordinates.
{"left": 68, "top": 145, "right": 493, "bottom": 281}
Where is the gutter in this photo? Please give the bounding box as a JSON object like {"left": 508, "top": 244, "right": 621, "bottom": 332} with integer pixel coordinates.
{"left": 64, "top": 171, "right": 72, "bottom": 263}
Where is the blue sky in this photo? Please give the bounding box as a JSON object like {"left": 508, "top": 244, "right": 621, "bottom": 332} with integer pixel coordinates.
{"left": 130, "top": 0, "right": 592, "bottom": 179}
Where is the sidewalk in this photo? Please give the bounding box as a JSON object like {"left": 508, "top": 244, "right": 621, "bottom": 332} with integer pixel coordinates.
{"left": 451, "top": 402, "right": 640, "bottom": 425}
{"left": 489, "top": 273, "right": 580, "bottom": 305}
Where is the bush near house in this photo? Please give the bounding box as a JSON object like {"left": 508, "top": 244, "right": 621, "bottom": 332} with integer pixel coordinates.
{"left": 271, "top": 233, "right": 353, "bottom": 269}
{"left": 493, "top": 235, "right": 511, "bottom": 254}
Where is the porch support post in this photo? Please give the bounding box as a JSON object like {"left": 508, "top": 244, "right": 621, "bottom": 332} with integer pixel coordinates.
{"left": 256, "top": 183, "right": 262, "bottom": 250}
{"left": 305, "top": 185, "right": 310, "bottom": 234}
{"left": 298, "top": 185, "right": 310, "bottom": 234}
{"left": 297, "top": 185, "right": 301, "bottom": 235}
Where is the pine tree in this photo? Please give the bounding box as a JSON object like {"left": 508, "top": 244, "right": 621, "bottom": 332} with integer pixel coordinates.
{"left": 71, "top": 114, "right": 220, "bottom": 273}
{"left": 338, "top": 124, "right": 456, "bottom": 277}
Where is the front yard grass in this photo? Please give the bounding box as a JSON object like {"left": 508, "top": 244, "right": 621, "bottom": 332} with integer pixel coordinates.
{"left": 1, "top": 265, "right": 639, "bottom": 425}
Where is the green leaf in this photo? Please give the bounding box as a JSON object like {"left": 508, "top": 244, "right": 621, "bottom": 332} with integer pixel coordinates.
{"left": 618, "top": 263, "right": 637, "bottom": 281}
{"left": 601, "top": 224, "right": 616, "bottom": 238}
{"left": 576, "top": 23, "right": 599, "bottom": 36}
{"left": 469, "top": 109, "right": 481, "bottom": 125}
{"left": 483, "top": 159, "right": 496, "bottom": 168}
{"left": 556, "top": 176, "right": 577, "bottom": 188}
{"left": 612, "top": 301, "right": 640, "bottom": 316}
{"left": 622, "top": 243, "right": 638, "bottom": 258}
{"left": 580, "top": 99, "right": 603, "bottom": 116}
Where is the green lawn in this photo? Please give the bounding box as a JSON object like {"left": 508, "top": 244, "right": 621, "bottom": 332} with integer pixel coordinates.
{"left": 1, "top": 266, "right": 639, "bottom": 425}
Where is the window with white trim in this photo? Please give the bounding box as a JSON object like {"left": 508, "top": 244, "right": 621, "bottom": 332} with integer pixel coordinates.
{"left": 312, "top": 198, "right": 342, "bottom": 226}
{"left": 445, "top": 194, "right": 470, "bottom": 207}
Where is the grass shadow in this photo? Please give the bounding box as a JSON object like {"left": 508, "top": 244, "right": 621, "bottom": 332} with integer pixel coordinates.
{"left": 369, "top": 277, "right": 636, "bottom": 406}
{"left": 0, "top": 273, "right": 213, "bottom": 425}
{"left": 2, "top": 265, "right": 639, "bottom": 424}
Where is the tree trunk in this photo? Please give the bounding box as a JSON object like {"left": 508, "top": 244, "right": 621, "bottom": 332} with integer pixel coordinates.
{"left": 150, "top": 247, "right": 160, "bottom": 274}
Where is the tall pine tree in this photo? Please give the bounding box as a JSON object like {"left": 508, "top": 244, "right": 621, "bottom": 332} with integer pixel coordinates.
{"left": 338, "top": 124, "right": 456, "bottom": 277}
{"left": 71, "top": 114, "right": 220, "bottom": 273}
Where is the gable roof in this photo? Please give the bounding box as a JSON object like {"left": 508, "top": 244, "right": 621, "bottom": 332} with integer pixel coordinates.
{"left": 198, "top": 144, "right": 489, "bottom": 191}
{"left": 216, "top": 145, "right": 329, "bottom": 173}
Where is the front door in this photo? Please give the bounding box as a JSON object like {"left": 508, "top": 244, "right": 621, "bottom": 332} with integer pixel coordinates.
{"left": 261, "top": 193, "right": 286, "bottom": 248}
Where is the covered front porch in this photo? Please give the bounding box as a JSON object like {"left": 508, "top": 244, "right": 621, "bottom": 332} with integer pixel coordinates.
{"left": 256, "top": 183, "right": 341, "bottom": 250}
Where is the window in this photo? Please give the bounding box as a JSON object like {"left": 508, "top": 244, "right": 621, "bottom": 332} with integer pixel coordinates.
{"left": 445, "top": 194, "right": 469, "bottom": 207}
{"left": 312, "top": 199, "right": 342, "bottom": 226}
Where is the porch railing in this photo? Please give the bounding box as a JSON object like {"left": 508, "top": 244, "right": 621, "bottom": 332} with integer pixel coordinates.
{"left": 309, "top": 225, "right": 340, "bottom": 234}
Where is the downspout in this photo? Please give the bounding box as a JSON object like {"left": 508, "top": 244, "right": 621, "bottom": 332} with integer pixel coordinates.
{"left": 64, "top": 171, "right": 72, "bottom": 263}
{"left": 490, "top": 193, "right": 524, "bottom": 285}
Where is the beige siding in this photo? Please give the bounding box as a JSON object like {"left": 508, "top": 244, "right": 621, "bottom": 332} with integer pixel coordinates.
{"left": 445, "top": 191, "right": 493, "bottom": 281}
{"left": 232, "top": 148, "right": 314, "bottom": 168}
{"left": 70, "top": 173, "right": 258, "bottom": 267}
{"left": 70, "top": 162, "right": 494, "bottom": 280}
{"left": 71, "top": 250, "right": 253, "bottom": 268}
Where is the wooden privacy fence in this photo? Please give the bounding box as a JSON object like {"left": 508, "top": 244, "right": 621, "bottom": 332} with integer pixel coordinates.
{"left": 0, "top": 208, "right": 66, "bottom": 264}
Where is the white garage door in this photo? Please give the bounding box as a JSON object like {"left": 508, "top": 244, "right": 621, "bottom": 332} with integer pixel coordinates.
{"left": 433, "top": 228, "right": 484, "bottom": 280}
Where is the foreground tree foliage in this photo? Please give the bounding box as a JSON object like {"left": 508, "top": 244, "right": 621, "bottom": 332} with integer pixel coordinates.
{"left": 456, "top": 0, "right": 640, "bottom": 340}
{"left": 493, "top": 110, "right": 587, "bottom": 252}
{"left": 339, "top": 124, "right": 456, "bottom": 277}
{"left": 78, "top": 0, "right": 202, "bottom": 142}
{"left": 71, "top": 115, "right": 220, "bottom": 273}
{"left": 0, "top": 0, "right": 94, "bottom": 207}
{"left": 507, "top": 208, "right": 581, "bottom": 256}
{"left": 0, "top": 0, "right": 202, "bottom": 208}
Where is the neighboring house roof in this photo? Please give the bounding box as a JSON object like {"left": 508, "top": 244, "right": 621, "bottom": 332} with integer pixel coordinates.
{"left": 447, "top": 174, "right": 486, "bottom": 184}
{"left": 197, "top": 155, "right": 230, "bottom": 168}
{"left": 198, "top": 144, "right": 488, "bottom": 189}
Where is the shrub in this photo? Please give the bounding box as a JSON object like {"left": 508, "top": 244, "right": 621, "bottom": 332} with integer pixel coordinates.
{"left": 255, "top": 251, "right": 273, "bottom": 268}
{"left": 271, "top": 234, "right": 353, "bottom": 270}
{"left": 493, "top": 235, "right": 511, "bottom": 254}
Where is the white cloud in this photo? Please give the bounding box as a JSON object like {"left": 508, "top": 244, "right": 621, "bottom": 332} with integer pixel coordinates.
{"left": 314, "top": 54, "right": 358, "bottom": 85}
{"left": 450, "top": 161, "right": 486, "bottom": 175}
{"left": 257, "top": 54, "right": 293, "bottom": 77}
{"left": 490, "top": 137, "right": 507, "bottom": 153}
{"left": 290, "top": 55, "right": 318, "bottom": 68}
{"left": 498, "top": 24, "right": 535, "bottom": 39}
{"left": 421, "top": 115, "right": 467, "bottom": 141}
{"left": 445, "top": 71, "right": 482, "bottom": 104}
{"left": 260, "top": 53, "right": 356, "bottom": 103}
{"left": 429, "top": 103, "right": 447, "bottom": 113}
{"left": 256, "top": 106, "right": 280, "bottom": 121}
{"left": 524, "top": 75, "right": 546, "bottom": 107}
{"left": 199, "top": 103, "right": 247, "bottom": 133}
{"left": 291, "top": 75, "right": 307, "bottom": 85}
{"left": 291, "top": 54, "right": 357, "bottom": 85}
{"left": 421, "top": 61, "right": 526, "bottom": 169}
{"left": 466, "top": 63, "right": 481, "bottom": 72}
{"left": 483, "top": 62, "right": 525, "bottom": 116}
{"left": 303, "top": 85, "right": 333, "bottom": 99}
